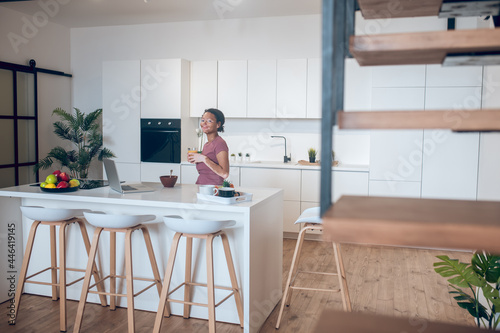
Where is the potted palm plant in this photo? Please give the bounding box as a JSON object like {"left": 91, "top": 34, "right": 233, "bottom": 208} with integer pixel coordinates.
{"left": 35, "top": 107, "right": 115, "bottom": 179}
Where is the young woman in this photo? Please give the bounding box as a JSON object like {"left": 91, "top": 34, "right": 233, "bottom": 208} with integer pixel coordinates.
{"left": 187, "top": 108, "right": 229, "bottom": 185}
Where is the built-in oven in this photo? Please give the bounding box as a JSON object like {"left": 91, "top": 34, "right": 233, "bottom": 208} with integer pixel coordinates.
{"left": 141, "top": 118, "right": 181, "bottom": 163}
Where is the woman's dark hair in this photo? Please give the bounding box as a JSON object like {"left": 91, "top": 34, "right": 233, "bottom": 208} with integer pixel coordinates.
{"left": 204, "top": 108, "right": 225, "bottom": 132}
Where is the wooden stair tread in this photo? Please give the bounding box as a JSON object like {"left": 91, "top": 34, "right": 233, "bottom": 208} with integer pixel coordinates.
{"left": 357, "top": 0, "right": 442, "bottom": 19}
{"left": 350, "top": 28, "right": 500, "bottom": 66}
{"left": 338, "top": 109, "right": 500, "bottom": 131}
{"left": 322, "top": 196, "right": 500, "bottom": 253}
{"left": 313, "top": 309, "right": 482, "bottom": 332}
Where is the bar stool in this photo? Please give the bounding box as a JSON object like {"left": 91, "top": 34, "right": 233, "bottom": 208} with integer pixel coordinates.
{"left": 74, "top": 211, "right": 163, "bottom": 333}
{"left": 153, "top": 215, "right": 244, "bottom": 333}
{"left": 14, "top": 206, "right": 107, "bottom": 332}
{"left": 275, "top": 207, "right": 351, "bottom": 329}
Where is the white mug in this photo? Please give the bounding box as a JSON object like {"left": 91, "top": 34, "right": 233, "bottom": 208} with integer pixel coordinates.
{"left": 199, "top": 185, "right": 216, "bottom": 195}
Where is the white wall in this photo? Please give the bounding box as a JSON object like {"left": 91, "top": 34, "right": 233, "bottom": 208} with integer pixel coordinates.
{"left": 70, "top": 15, "right": 370, "bottom": 165}
{"left": 0, "top": 6, "right": 72, "bottom": 180}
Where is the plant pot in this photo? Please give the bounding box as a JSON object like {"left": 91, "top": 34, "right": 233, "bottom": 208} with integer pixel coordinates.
{"left": 309, "top": 157, "right": 316, "bottom": 163}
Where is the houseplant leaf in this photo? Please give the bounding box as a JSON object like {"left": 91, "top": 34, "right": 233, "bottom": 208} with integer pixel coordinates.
{"left": 472, "top": 252, "right": 500, "bottom": 284}
{"left": 450, "top": 287, "right": 489, "bottom": 320}
{"left": 434, "top": 255, "right": 483, "bottom": 288}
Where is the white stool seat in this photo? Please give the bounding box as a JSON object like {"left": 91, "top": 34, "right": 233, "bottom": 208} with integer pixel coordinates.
{"left": 21, "top": 206, "right": 90, "bottom": 221}
{"left": 163, "top": 215, "right": 236, "bottom": 234}
{"left": 294, "top": 207, "right": 322, "bottom": 224}
{"left": 84, "top": 211, "right": 156, "bottom": 228}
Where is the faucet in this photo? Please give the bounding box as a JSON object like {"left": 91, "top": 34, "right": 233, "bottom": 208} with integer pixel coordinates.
{"left": 271, "top": 135, "right": 291, "bottom": 163}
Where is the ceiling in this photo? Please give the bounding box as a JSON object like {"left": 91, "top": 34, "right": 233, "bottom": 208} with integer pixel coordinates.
{"left": 0, "top": 0, "right": 321, "bottom": 28}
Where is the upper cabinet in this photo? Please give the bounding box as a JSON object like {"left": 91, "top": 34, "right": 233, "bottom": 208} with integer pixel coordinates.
{"left": 306, "top": 58, "right": 321, "bottom": 119}
{"left": 217, "top": 60, "right": 247, "bottom": 118}
{"left": 140, "top": 59, "right": 190, "bottom": 119}
{"left": 277, "top": 59, "right": 307, "bottom": 118}
{"left": 190, "top": 61, "right": 218, "bottom": 117}
{"left": 188, "top": 58, "right": 320, "bottom": 119}
{"left": 247, "top": 59, "right": 277, "bottom": 118}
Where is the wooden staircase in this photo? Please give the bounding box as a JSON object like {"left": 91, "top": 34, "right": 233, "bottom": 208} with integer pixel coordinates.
{"left": 318, "top": 1, "right": 500, "bottom": 331}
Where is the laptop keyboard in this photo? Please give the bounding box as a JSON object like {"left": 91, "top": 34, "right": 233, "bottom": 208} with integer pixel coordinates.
{"left": 121, "top": 185, "right": 137, "bottom": 191}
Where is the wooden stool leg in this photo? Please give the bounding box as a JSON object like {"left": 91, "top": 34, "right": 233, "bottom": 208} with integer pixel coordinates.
{"left": 110, "top": 231, "right": 116, "bottom": 310}
{"left": 206, "top": 234, "right": 216, "bottom": 333}
{"left": 220, "top": 233, "right": 244, "bottom": 328}
{"left": 275, "top": 225, "right": 308, "bottom": 329}
{"left": 59, "top": 223, "right": 69, "bottom": 332}
{"left": 153, "top": 232, "right": 182, "bottom": 333}
{"left": 141, "top": 226, "right": 163, "bottom": 299}
{"left": 285, "top": 225, "right": 309, "bottom": 306}
{"left": 333, "top": 242, "right": 352, "bottom": 311}
{"left": 74, "top": 228, "right": 103, "bottom": 333}
{"left": 124, "top": 229, "right": 135, "bottom": 333}
{"left": 183, "top": 236, "right": 193, "bottom": 318}
{"left": 77, "top": 220, "right": 107, "bottom": 307}
{"left": 50, "top": 224, "right": 58, "bottom": 301}
{"left": 13, "top": 220, "right": 41, "bottom": 324}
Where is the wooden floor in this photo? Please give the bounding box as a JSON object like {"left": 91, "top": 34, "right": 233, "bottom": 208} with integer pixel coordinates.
{"left": 1, "top": 239, "right": 475, "bottom": 332}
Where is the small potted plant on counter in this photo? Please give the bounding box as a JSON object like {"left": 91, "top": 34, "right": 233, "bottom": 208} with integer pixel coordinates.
{"left": 230, "top": 153, "right": 236, "bottom": 162}
{"left": 308, "top": 148, "right": 317, "bottom": 163}
{"left": 238, "top": 152, "right": 242, "bottom": 162}
{"left": 245, "top": 153, "right": 251, "bottom": 163}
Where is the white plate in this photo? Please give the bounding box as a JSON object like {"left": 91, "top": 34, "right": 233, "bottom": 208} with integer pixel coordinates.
{"left": 196, "top": 192, "right": 253, "bottom": 205}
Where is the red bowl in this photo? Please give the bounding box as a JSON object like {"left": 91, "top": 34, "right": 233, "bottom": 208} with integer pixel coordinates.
{"left": 160, "top": 175, "right": 178, "bottom": 187}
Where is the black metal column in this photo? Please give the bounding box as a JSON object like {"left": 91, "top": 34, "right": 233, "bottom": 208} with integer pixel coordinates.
{"left": 321, "top": 0, "right": 354, "bottom": 215}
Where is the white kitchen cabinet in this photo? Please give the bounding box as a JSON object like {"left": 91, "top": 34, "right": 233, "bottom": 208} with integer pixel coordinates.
{"left": 344, "top": 58, "right": 372, "bottom": 111}
{"left": 477, "top": 133, "right": 500, "bottom": 200}
{"left": 102, "top": 60, "right": 141, "bottom": 164}
{"left": 240, "top": 167, "right": 301, "bottom": 201}
{"left": 283, "top": 200, "right": 301, "bottom": 233}
{"left": 370, "top": 87, "right": 425, "bottom": 183}
{"left": 426, "top": 65, "right": 483, "bottom": 87}
{"left": 181, "top": 164, "right": 198, "bottom": 184}
{"left": 276, "top": 59, "right": 307, "bottom": 118}
{"left": 140, "top": 59, "right": 189, "bottom": 119}
{"left": 217, "top": 60, "right": 247, "bottom": 118}
{"left": 140, "top": 162, "right": 181, "bottom": 183}
{"left": 421, "top": 87, "right": 481, "bottom": 200}
{"left": 369, "top": 180, "right": 421, "bottom": 198}
{"left": 247, "top": 59, "right": 277, "bottom": 118}
{"left": 478, "top": 66, "right": 500, "bottom": 201}
{"left": 371, "top": 65, "right": 425, "bottom": 88}
{"left": 306, "top": 58, "right": 321, "bottom": 118}
{"left": 190, "top": 61, "right": 218, "bottom": 117}
{"left": 301, "top": 169, "right": 369, "bottom": 203}
{"left": 369, "top": 130, "right": 424, "bottom": 182}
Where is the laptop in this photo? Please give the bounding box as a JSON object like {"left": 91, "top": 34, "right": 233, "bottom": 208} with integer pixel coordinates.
{"left": 103, "top": 159, "right": 155, "bottom": 194}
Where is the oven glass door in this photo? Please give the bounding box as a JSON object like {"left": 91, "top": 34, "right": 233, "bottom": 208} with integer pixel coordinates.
{"left": 141, "top": 120, "right": 181, "bottom": 163}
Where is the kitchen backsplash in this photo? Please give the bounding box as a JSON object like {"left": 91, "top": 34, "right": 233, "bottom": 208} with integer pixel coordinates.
{"left": 218, "top": 118, "right": 370, "bottom": 165}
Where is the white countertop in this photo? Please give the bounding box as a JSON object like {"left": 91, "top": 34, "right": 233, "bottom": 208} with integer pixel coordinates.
{"left": 0, "top": 183, "right": 282, "bottom": 212}
{"left": 181, "top": 161, "right": 369, "bottom": 172}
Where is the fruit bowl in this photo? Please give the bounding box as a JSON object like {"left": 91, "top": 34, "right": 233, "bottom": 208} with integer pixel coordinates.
{"left": 41, "top": 186, "right": 79, "bottom": 193}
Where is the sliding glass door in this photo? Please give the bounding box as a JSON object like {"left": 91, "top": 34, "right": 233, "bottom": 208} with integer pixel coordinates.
{"left": 0, "top": 67, "right": 38, "bottom": 188}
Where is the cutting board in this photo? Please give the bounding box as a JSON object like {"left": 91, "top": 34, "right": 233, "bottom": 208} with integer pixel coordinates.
{"left": 298, "top": 160, "right": 339, "bottom": 166}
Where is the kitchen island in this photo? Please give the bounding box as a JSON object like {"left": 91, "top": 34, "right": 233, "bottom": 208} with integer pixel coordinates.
{"left": 0, "top": 183, "right": 283, "bottom": 333}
